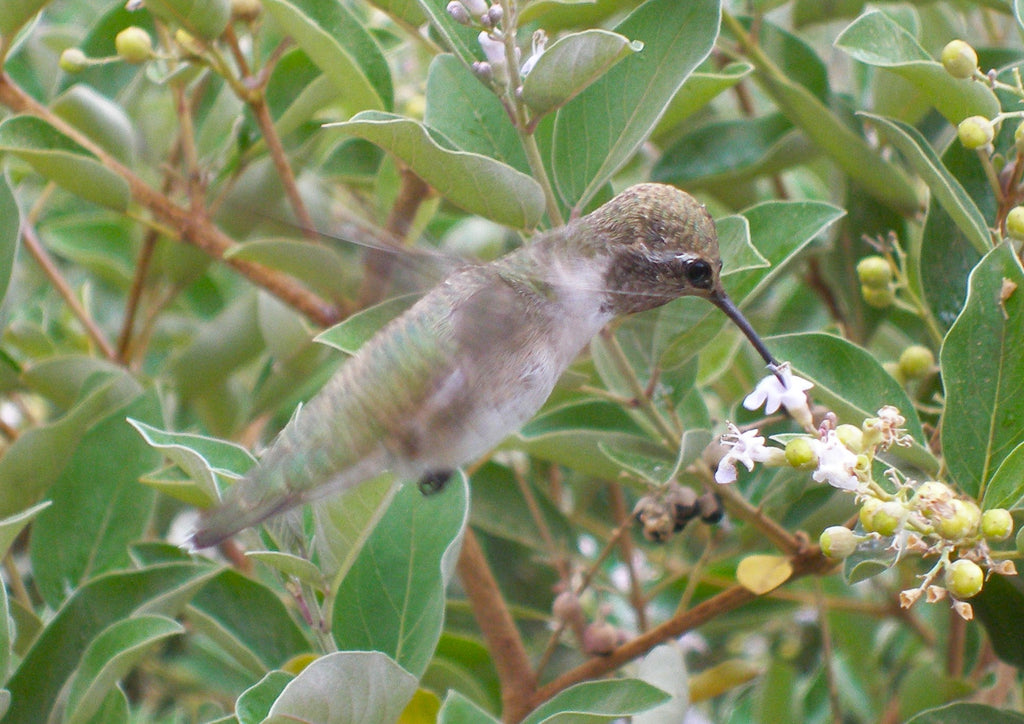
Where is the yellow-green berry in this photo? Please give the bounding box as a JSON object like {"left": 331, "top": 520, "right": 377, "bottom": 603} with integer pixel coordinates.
{"left": 1007, "top": 206, "right": 1024, "bottom": 241}
{"left": 945, "top": 559, "right": 984, "bottom": 599}
{"left": 59, "top": 48, "right": 89, "bottom": 73}
{"left": 958, "top": 116, "right": 995, "bottom": 150}
{"left": 940, "top": 40, "right": 978, "bottom": 80}
{"left": 820, "top": 526, "right": 858, "bottom": 559}
{"left": 862, "top": 285, "right": 895, "bottom": 309}
{"left": 856, "top": 256, "right": 893, "bottom": 289}
{"left": 115, "top": 26, "right": 153, "bottom": 64}
{"left": 784, "top": 437, "right": 817, "bottom": 469}
{"left": 982, "top": 508, "right": 1014, "bottom": 541}
{"left": 935, "top": 499, "right": 981, "bottom": 540}
{"left": 835, "top": 424, "right": 864, "bottom": 454}
{"left": 898, "top": 345, "right": 935, "bottom": 380}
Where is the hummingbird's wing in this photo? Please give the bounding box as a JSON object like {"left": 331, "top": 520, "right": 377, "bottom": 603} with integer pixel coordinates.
{"left": 192, "top": 261, "right": 584, "bottom": 547}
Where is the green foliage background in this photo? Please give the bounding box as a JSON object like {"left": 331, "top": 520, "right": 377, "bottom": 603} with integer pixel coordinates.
{"left": 0, "top": 0, "right": 1023, "bottom": 722}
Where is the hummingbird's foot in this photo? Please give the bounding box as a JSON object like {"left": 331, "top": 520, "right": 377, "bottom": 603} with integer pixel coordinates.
{"left": 417, "top": 469, "right": 453, "bottom": 495}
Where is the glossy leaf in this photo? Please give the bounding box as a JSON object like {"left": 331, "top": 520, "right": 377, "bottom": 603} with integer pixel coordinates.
{"left": 237, "top": 671, "right": 294, "bottom": 724}
{"left": 0, "top": 116, "right": 130, "bottom": 211}
{"left": 64, "top": 615, "right": 184, "bottom": 724}
{"left": 52, "top": 85, "right": 136, "bottom": 166}
{"left": 552, "top": 0, "right": 720, "bottom": 210}
{"left": 0, "top": 371, "right": 141, "bottom": 519}
{"left": 982, "top": 441, "right": 1024, "bottom": 510}
{"left": 862, "top": 113, "right": 990, "bottom": 255}
{"left": 129, "top": 419, "right": 255, "bottom": 504}
{"left": 332, "top": 474, "right": 468, "bottom": 677}
{"left": 941, "top": 244, "right": 1024, "bottom": 498}
{"left": 314, "top": 474, "right": 400, "bottom": 581}
{"left": 315, "top": 294, "right": 419, "bottom": 355}
{"left": 522, "top": 30, "right": 641, "bottom": 118}
{"left": 0, "top": 174, "right": 19, "bottom": 309}
{"left": 188, "top": 569, "right": 310, "bottom": 674}
{"left": 0, "top": 502, "right": 49, "bottom": 562}
{"left": 972, "top": 573, "right": 1024, "bottom": 669}
{"left": 835, "top": 11, "right": 999, "bottom": 124}
{"left": 265, "top": 651, "right": 418, "bottom": 724}
{"left": 145, "top": 0, "right": 229, "bottom": 39}
{"left": 424, "top": 54, "right": 529, "bottom": 173}
{"left": 438, "top": 691, "right": 501, "bottom": 724}
{"left": 4, "top": 563, "right": 219, "bottom": 724}
{"left": 328, "top": 112, "right": 544, "bottom": 228}
{"left": 30, "top": 392, "right": 162, "bottom": 608}
{"left": 521, "top": 679, "right": 670, "bottom": 724}
{"left": 262, "top": 0, "right": 392, "bottom": 113}
{"left": 906, "top": 702, "right": 1024, "bottom": 724}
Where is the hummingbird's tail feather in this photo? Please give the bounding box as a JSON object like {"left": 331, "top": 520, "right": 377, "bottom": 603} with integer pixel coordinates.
{"left": 190, "top": 489, "right": 303, "bottom": 549}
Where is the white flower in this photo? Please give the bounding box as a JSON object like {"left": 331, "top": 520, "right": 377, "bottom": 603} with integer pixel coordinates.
{"left": 715, "top": 423, "right": 771, "bottom": 484}
{"left": 743, "top": 364, "right": 814, "bottom": 428}
{"left": 809, "top": 430, "right": 860, "bottom": 490}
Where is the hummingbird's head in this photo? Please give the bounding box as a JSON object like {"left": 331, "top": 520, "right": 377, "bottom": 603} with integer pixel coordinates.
{"left": 591, "top": 183, "right": 723, "bottom": 315}
{"left": 592, "top": 183, "right": 779, "bottom": 368}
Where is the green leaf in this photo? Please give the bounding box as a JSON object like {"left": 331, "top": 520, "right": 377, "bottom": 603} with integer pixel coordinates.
{"left": 468, "top": 462, "right": 572, "bottom": 551}
{"left": 982, "top": 441, "right": 1024, "bottom": 510}
{"left": 315, "top": 294, "right": 419, "bottom": 355}
{"left": 314, "top": 475, "right": 400, "bottom": 583}
{"left": 52, "top": 84, "right": 136, "bottom": 166}
{"left": 0, "top": 116, "right": 130, "bottom": 211}
{"left": 521, "top": 679, "right": 670, "bottom": 724}
{"left": 0, "top": 371, "right": 141, "bottom": 519}
{"left": 237, "top": 671, "right": 294, "bottom": 724}
{"left": 4, "top": 562, "right": 219, "bottom": 724}
{"left": 652, "top": 63, "right": 753, "bottom": 139}
{"left": 438, "top": 691, "right": 501, "bottom": 724}
{"left": 862, "top": 113, "right": 990, "bottom": 255}
{"left": 424, "top": 54, "right": 529, "bottom": 173}
{"left": 905, "top": 702, "right": 1024, "bottom": 724}
{"left": 21, "top": 354, "right": 124, "bottom": 409}
{"left": 128, "top": 419, "right": 256, "bottom": 504}
{"left": 30, "top": 392, "right": 162, "bottom": 608}
{"left": 0, "top": 0, "right": 51, "bottom": 37}
{"left": 972, "top": 573, "right": 1024, "bottom": 669}
{"left": 0, "top": 501, "right": 49, "bottom": 560}
{"left": 522, "top": 30, "right": 641, "bottom": 118}
{"left": 188, "top": 569, "right": 310, "bottom": 674}
{"left": 332, "top": 474, "right": 468, "bottom": 677}
{"left": 262, "top": 0, "right": 392, "bottom": 113}
{"left": 0, "top": 173, "right": 19, "bottom": 309}
{"left": 835, "top": 10, "right": 999, "bottom": 124}
{"left": 247, "top": 551, "right": 324, "bottom": 586}
{"left": 145, "top": 0, "right": 230, "bottom": 39}
{"left": 941, "top": 244, "right": 1024, "bottom": 498}
{"left": 225, "top": 238, "right": 352, "bottom": 302}
{"left": 552, "top": 0, "right": 720, "bottom": 210}
{"left": 326, "top": 112, "right": 544, "bottom": 228}
{"left": 64, "top": 615, "right": 184, "bottom": 724}
{"left": 265, "top": 651, "right": 418, "bottom": 724}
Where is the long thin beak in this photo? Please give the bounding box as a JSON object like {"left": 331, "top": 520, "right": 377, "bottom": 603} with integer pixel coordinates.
{"left": 709, "top": 288, "right": 779, "bottom": 370}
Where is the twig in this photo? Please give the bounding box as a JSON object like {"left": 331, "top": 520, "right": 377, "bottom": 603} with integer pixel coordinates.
{"left": 608, "top": 483, "right": 648, "bottom": 631}
{"left": 456, "top": 528, "right": 537, "bottom": 723}
{"left": 20, "top": 222, "right": 117, "bottom": 361}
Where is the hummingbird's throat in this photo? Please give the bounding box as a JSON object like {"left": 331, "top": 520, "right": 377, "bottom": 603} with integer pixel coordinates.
{"left": 709, "top": 291, "right": 779, "bottom": 371}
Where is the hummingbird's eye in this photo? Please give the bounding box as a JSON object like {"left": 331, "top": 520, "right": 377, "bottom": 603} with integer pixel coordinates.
{"left": 685, "top": 260, "right": 714, "bottom": 288}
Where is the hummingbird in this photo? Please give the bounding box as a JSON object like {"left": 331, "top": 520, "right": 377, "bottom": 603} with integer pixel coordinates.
{"left": 191, "top": 183, "right": 778, "bottom": 548}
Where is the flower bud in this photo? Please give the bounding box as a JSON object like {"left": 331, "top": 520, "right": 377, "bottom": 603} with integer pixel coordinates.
{"left": 820, "top": 526, "right": 858, "bottom": 558}
{"left": 856, "top": 256, "right": 893, "bottom": 289}
{"left": 115, "top": 26, "right": 154, "bottom": 64}
{"left": 1007, "top": 206, "right": 1024, "bottom": 241}
{"left": 784, "top": 437, "right": 817, "bottom": 469}
{"left": 898, "top": 345, "right": 935, "bottom": 380}
{"left": 462, "top": 0, "right": 489, "bottom": 19}
{"left": 446, "top": 1, "right": 472, "bottom": 25}
{"left": 552, "top": 591, "right": 585, "bottom": 627}
{"left": 940, "top": 40, "right": 978, "bottom": 80}
{"left": 835, "top": 424, "right": 864, "bottom": 454}
{"left": 59, "top": 48, "right": 89, "bottom": 73}
{"left": 945, "top": 559, "right": 984, "bottom": 599}
{"left": 487, "top": 3, "right": 503, "bottom": 25}
{"left": 981, "top": 508, "right": 1014, "bottom": 541}
{"left": 861, "top": 285, "right": 895, "bottom": 309}
{"left": 957, "top": 116, "right": 995, "bottom": 150}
